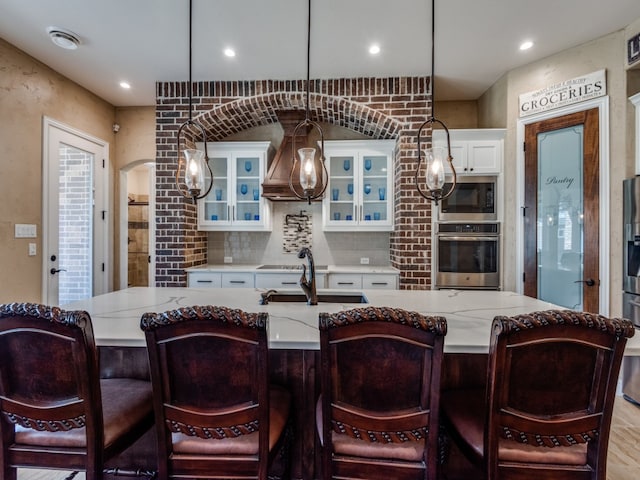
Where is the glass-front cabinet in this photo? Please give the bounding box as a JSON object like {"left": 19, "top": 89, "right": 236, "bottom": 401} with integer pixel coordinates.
{"left": 322, "top": 140, "right": 394, "bottom": 231}
{"left": 197, "top": 141, "right": 272, "bottom": 231}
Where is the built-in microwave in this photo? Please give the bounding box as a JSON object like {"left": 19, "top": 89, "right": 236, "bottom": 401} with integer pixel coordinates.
{"left": 438, "top": 175, "right": 497, "bottom": 222}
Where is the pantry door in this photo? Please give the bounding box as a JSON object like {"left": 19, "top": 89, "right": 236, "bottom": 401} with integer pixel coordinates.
{"left": 43, "top": 118, "right": 109, "bottom": 305}
{"left": 523, "top": 108, "right": 599, "bottom": 312}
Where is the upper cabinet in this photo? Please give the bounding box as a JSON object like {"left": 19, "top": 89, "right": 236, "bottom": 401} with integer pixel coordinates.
{"left": 432, "top": 129, "right": 505, "bottom": 175}
{"left": 322, "top": 140, "right": 395, "bottom": 232}
{"left": 197, "top": 141, "right": 272, "bottom": 231}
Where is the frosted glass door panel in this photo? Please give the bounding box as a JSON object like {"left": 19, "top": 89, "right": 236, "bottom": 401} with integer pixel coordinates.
{"left": 537, "top": 126, "right": 584, "bottom": 309}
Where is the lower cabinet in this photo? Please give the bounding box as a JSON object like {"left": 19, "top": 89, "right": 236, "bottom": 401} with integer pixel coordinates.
{"left": 328, "top": 273, "right": 398, "bottom": 290}
{"left": 255, "top": 272, "right": 327, "bottom": 289}
{"left": 188, "top": 271, "right": 254, "bottom": 288}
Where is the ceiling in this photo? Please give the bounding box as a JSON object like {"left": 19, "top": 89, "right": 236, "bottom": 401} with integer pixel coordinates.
{"left": 1, "top": 0, "right": 640, "bottom": 107}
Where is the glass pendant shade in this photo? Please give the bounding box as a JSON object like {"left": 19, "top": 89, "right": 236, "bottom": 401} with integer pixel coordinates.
{"left": 298, "top": 147, "right": 318, "bottom": 191}
{"left": 425, "top": 147, "right": 446, "bottom": 190}
{"left": 183, "top": 148, "right": 206, "bottom": 195}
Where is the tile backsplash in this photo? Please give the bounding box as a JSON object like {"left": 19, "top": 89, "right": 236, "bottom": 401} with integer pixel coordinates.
{"left": 207, "top": 202, "right": 390, "bottom": 266}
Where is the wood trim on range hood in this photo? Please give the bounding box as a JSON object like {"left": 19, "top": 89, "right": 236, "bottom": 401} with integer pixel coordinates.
{"left": 261, "top": 110, "right": 320, "bottom": 201}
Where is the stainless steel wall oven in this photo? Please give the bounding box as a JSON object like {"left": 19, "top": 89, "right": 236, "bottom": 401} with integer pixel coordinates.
{"left": 434, "top": 223, "right": 500, "bottom": 290}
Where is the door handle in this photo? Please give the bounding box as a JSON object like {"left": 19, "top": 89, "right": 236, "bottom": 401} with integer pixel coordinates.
{"left": 574, "top": 278, "right": 596, "bottom": 287}
{"left": 50, "top": 268, "right": 67, "bottom": 275}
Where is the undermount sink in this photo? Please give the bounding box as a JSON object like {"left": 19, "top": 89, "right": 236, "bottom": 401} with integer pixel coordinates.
{"left": 259, "top": 291, "right": 368, "bottom": 304}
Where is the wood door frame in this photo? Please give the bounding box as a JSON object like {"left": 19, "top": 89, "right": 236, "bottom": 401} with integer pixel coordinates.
{"left": 515, "top": 97, "right": 610, "bottom": 315}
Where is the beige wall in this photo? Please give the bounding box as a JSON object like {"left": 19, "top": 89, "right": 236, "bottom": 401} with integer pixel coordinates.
{"left": 0, "top": 38, "right": 117, "bottom": 303}
{"left": 113, "top": 106, "right": 156, "bottom": 289}
{"left": 479, "top": 30, "right": 631, "bottom": 316}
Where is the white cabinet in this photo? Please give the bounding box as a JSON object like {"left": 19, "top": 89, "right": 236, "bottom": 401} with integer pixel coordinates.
{"left": 631, "top": 93, "right": 640, "bottom": 175}
{"left": 188, "top": 271, "right": 254, "bottom": 288}
{"left": 322, "top": 140, "right": 394, "bottom": 232}
{"left": 362, "top": 274, "right": 398, "bottom": 289}
{"left": 328, "top": 272, "right": 398, "bottom": 290}
{"left": 188, "top": 271, "right": 222, "bottom": 288}
{"left": 433, "top": 129, "right": 504, "bottom": 175}
{"left": 221, "top": 272, "right": 254, "bottom": 288}
{"left": 255, "top": 272, "right": 327, "bottom": 289}
{"left": 197, "top": 142, "right": 272, "bottom": 231}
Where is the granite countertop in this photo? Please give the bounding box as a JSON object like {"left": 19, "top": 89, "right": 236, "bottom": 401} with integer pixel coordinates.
{"left": 62, "top": 287, "right": 640, "bottom": 355}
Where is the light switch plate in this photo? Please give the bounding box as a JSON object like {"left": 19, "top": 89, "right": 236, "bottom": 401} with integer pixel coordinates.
{"left": 360, "top": 257, "right": 370, "bottom": 265}
{"left": 224, "top": 256, "right": 233, "bottom": 264}
{"left": 15, "top": 224, "right": 37, "bottom": 238}
{"left": 28, "top": 243, "right": 37, "bottom": 256}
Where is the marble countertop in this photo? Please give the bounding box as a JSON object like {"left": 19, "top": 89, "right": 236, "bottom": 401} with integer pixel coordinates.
{"left": 62, "top": 287, "right": 640, "bottom": 355}
{"left": 186, "top": 264, "right": 400, "bottom": 274}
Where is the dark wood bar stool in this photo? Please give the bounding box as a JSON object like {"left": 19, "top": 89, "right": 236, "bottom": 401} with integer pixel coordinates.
{"left": 140, "top": 305, "right": 292, "bottom": 480}
{"left": 316, "top": 306, "right": 448, "bottom": 480}
{"left": 441, "top": 309, "right": 635, "bottom": 480}
{"left": 0, "top": 302, "right": 154, "bottom": 480}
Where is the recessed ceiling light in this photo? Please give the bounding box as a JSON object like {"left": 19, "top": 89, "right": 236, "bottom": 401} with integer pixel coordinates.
{"left": 47, "top": 26, "right": 80, "bottom": 50}
{"left": 119, "top": 81, "right": 131, "bottom": 89}
{"left": 224, "top": 48, "right": 236, "bottom": 58}
{"left": 520, "top": 40, "right": 534, "bottom": 51}
{"left": 369, "top": 44, "right": 381, "bottom": 55}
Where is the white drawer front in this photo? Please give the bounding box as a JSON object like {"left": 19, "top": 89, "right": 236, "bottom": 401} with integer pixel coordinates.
{"left": 328, "top": 274, "right": 362, "bottom": 289}
{"left": 188, "top": 272, "right": 222, "bottom": 288}
{"left": 221, "top": 272, "right": 255, "bottom": 288}
{"left": 255, "top": 273, "right": 301, "bottom": 289}
{"left": 363, "top": 274, "right": 398, "bottom": 289}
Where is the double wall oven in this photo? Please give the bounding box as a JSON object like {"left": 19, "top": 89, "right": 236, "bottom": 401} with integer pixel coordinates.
{"left": 434, "top": 176, "right": 501, "bottom": 290}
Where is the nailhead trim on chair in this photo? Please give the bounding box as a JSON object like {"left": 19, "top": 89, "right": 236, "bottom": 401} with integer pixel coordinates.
{"left": 5, "top": 412, "right": 86, "bottom": 432}
{"left": 494, "top": 309, "right": 635, "bottom": 339}
{"left": 140, "top": 305, "right": 266, "bottom": 330}
{"left": 332, "top": 420, "right": 429, "bottom": 444}
{"left": 167, "top": 419, "right": 260, "bottom": 439}
{"left": 501, "top": 425, "right": 598, "bottom": 447}
{"left": 319, "top": 306, "right": 447, "bottom": 336}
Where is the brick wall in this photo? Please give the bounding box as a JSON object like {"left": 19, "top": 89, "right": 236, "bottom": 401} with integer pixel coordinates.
{"left": 155, "top": 77, "right": 435, "bottom": 289}
{"left": 58, "top": 145, "right": 93, "bottom": 302}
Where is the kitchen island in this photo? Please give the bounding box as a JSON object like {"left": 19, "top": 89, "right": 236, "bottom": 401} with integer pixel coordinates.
{"left": 64, "top": 287, "right": 640, "bottom": 479}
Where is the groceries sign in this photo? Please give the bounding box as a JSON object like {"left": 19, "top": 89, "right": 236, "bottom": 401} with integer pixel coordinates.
{"left": 519, "top": 69, "right": 606, "bottom": 117}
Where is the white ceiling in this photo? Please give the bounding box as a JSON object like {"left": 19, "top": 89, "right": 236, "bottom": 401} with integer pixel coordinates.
{"left": 1, "top": 0, "right": 640, "bottom": 107}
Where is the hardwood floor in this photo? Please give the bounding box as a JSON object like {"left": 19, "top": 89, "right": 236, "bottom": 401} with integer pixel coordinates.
{"left": 15, "top": 397, "right": 640, "bottom": 480}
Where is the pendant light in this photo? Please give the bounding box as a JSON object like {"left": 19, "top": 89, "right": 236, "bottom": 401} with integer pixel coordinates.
{"left": 288, "top": 0, "right": 328, "bottom": 205}
{"left": 175, "top": 0, "right": 213, "bottom": 202}
{"left": 415, "top": 0, "right": 456, "bottom": 204}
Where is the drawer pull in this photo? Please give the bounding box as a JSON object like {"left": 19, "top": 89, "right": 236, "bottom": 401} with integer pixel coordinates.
{"left": 371, "top": 282, "right": 388, "bottom": 286}
{"left": 229, "top": 280, "right": 246, "bottom": 284}
{"left": 197, "top": 280, "right": 213, "bottom": 283}
{"left": 281, "top": 282, "right": 297, "bottom": 285}
{"left": 337, "top": 282, "right": 354, "bottom": 285}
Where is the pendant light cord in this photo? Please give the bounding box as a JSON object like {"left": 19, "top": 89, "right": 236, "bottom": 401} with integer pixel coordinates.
{"left": 305, "top": 0, "right": 311, "bottom": 121}
{"left": 430, "top": 0, "right": 436, "bottom": 122}
{"left": 188, "top": 0, "right": 194, "bottom": 123}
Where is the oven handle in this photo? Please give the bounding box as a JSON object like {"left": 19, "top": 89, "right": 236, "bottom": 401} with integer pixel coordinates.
{"left": 629, "top": 298, "right": 640, "bottom": 309}
{"left": 437, "top": 236, "right": 499, "bottom": 242}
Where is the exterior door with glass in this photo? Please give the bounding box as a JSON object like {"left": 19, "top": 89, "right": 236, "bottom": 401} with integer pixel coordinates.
{"left": 523, "top": 108, "right": 599, "bottom": 312}
{"left": 43, "top": 118, "right": 108, "bottom": 305}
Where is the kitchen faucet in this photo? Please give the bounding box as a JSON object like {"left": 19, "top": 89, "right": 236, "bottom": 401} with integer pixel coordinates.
{"left": 298, "top": 247, "right": 317, "bottom": 305}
